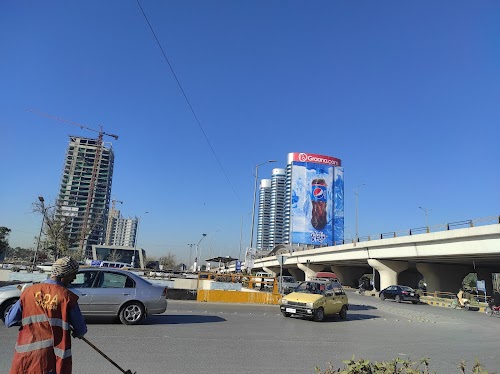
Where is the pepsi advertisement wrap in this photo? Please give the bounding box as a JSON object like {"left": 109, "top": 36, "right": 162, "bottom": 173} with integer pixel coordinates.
{"left": 289, "top": 152, "right": 344, "bottom": 246}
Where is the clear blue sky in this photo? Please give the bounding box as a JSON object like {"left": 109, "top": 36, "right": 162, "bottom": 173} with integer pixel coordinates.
{"left": 1, "top": 1, "right": 499, "bottom": 265}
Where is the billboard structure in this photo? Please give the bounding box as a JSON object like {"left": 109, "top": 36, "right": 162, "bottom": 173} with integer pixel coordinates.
{"left": 288, "top": 152, "right": 344, "bottom": 246}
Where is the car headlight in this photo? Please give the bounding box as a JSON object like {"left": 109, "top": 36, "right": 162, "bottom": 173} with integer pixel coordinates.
{"left": 281, "top": 299, "right": 288, "bottom": 305}
{"left": 306, "top": 302, "right": 314, "bottom": 309}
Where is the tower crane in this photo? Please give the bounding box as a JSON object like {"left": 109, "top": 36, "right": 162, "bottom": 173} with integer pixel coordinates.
{"left": 27, "top": 108, "right": 119, "bottom": 257}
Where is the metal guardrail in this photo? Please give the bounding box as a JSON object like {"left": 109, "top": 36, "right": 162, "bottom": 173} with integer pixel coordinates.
{"left": 329, "top": 215, "right": 500, "bottom": 246}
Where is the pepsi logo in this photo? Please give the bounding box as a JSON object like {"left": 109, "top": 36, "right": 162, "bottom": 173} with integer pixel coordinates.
{"left": 313, "top": 188, "right": 324, "bottom": 198}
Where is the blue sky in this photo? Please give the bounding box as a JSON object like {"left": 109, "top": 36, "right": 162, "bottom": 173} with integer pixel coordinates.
{"left": 1, "top": 1, "right": 499, "bottom": 265}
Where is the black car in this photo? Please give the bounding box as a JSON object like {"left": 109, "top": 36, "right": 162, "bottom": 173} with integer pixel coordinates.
{"left": 379, "top": 285, "right": 420, "bottom": 304}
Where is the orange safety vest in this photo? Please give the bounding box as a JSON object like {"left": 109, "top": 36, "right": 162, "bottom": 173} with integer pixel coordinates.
{"left": 10, "top": 282, "right": 79, "bottom": 374}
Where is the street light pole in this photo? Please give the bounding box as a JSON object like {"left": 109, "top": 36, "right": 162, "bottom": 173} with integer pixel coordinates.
{"left": 194, "top": 234, "right": 207, "bottom": 272}
{"left": 419, "top": 207, "right": 432, "bottom": 233}
{"left": 250, "top": 160, "right": 277, "bottom": 250}
{"left": 354, "top": 184, "right": 366, "bottom": 243}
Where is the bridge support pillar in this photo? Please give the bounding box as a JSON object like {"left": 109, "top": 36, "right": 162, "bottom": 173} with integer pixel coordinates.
{"left": 262, "top": 267, "right": 277, "bottom": 277}
{"left": 416, "top": 263, "right": 471, "bottom": 293}
{"left": 331, "top": 266, "right": 369, "bottom": 288}
{"left": 368, "top": 260, "right": 408, "bottom": 291}
{"left": 297, "top": 263, "right": 323, "bottom": 280}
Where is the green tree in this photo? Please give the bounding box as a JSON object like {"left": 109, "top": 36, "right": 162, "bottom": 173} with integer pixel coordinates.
{"left": 0, "top": 227, "right": 11, "bottom": 260}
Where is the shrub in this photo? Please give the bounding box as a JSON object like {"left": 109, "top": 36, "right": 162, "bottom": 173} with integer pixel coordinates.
{"left": 315, "top": 356, "right": 490, "bottom": 374}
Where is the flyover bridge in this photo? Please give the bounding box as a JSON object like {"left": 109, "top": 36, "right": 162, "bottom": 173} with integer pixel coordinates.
{"left": 233, "top": 220, "right": 500, "bottom": 294}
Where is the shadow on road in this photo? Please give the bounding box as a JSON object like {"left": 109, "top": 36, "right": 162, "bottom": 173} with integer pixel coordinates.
{"left": 84, "top": 314, "right": 226, "bottom": 325}
{"left": 348, "top": 304, "right": 377, "bottom": 311}
{"left": 142, "top": 314, "right": 226, "bottom": 325}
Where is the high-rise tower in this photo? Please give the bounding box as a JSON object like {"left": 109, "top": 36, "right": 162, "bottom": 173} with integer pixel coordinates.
{"left": 269, "top": 168, "right": 286, "bottom": 248}
{"left": 256, "top": 179, "right": 272, "bottom": 253}
{"left": 57, "top": 136, "right": 114, "bottom": 257}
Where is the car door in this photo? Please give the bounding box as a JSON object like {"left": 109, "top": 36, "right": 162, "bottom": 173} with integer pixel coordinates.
{"left": 385, "top": 286, "right": 397, "bottom": 300}
{"left": 69, "top": 270, "right": 99, "bottom": 313}
{"left": 87, "top": 271, "right": 137, "bottom": 315}
{"left": 322, "top": 282, "right": 336, "bottom": 315}
{"left": 331, "top": 283, "right": 346, "bottom": 312}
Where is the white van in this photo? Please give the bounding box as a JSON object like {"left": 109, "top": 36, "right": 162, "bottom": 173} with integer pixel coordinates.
{"left": 98, "top": 261, "right": 131, "bottom": 269}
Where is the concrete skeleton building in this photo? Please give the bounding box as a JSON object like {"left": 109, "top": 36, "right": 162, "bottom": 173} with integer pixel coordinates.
{"left": 56, "top": 136, "right": 115, "bottom": 257}
{"left": 105, "top": 211, "right": 138, "bottom": 248}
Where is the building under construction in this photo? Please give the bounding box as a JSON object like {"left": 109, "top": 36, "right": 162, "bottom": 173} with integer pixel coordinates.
{"left": 57, "top": 136, "right": 115, "bottom": 257}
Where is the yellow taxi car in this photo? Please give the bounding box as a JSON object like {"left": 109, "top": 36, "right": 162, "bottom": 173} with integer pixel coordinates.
{"left": 279, "top": 278, "right": 348, "bottom": 322}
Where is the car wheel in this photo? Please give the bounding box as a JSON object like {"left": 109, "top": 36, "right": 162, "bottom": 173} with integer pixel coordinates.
{"left": 485, "top": 307, "right": 493, "bottom": 317}
{"left": 119, "top": 302, "right": 145, "bottom": 325}
{"left": 412, "top": 301, "right": 419, "bottom": 305}
{"left": 339, "top": 305, "right": 348, "bottom": 320}
{"left": 1, "top": 299, "right": 18, "bottom": 323}
{"left": 380, "top": 293, "right": 385, "bottom": 301}
{"left": 395, "top": 295, "right": 401, "bottom": 303}
{"left": 313, "top": 307, "right": 325, "bottom": 322}
{"left": 282, "top": 312, "right": 291, "bottom": 318}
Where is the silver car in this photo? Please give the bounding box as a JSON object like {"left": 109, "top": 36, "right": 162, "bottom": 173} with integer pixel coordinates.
{"left": 0, "top": 268, "right": 167, "bottom": 325}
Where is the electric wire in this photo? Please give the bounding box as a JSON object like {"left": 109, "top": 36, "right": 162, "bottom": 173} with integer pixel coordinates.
{"left": 136, "top": 0, "right": 241, "bottom": 204}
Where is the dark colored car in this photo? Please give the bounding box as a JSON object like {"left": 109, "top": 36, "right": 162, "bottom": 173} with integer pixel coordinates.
{"left": 379, "top": 285, "right": 420, "bottom": 304}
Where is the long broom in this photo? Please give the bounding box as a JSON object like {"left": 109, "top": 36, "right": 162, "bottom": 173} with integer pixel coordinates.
{"left": 79, "top": 334, "right": 137, "bottom": 374}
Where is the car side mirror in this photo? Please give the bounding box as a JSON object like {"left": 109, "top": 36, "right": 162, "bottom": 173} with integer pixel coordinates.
{"left": 324, "top": 291, "right": 334, "bottom": 297}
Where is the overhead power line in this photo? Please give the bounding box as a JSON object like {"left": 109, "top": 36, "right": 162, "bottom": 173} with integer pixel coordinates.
{"left": 136, "top": 0, "right": 241, "bottom": 205}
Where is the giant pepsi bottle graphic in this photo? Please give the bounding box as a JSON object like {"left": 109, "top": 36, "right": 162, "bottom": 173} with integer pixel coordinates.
{"left": 311, "top": 178, "right": 327, "bottom": 230}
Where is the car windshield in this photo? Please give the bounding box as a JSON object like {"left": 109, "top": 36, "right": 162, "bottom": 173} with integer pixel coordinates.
{"left": 401, "top": 286, "right": 415, "bottom": 292}
{"left": 295, "top": 281, "right": 325, "bottom": 294}
{"left": 282, "top": 276, "right": 295, "bottom": 282}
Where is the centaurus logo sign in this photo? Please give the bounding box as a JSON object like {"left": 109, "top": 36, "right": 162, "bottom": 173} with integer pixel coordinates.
{"left": 298, "top": 153, "right": 308, "bottom": 162}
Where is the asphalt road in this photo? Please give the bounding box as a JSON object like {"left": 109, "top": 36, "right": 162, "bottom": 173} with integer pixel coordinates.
{"left": 1, "top": 291, "right": 499, "bottom": 373}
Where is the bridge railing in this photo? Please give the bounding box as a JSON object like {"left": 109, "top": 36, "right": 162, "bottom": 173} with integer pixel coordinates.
{"left": 350, "top": 215, "right": 500, "bottom": 244}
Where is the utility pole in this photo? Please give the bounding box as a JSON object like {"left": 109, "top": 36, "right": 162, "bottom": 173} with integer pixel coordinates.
{"left": 354, "top": 184, "right": 366, "bottom": 244}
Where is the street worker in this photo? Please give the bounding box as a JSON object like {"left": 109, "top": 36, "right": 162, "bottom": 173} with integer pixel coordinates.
{"left": 5, "top": 256, "right": 87, "bottom": 374}
{"left": 457, "top": 288, "right": 465, "bottom": 307}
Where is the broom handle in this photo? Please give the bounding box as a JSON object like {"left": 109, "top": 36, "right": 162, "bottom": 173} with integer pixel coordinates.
{"left": 79, "top": 335, "right": 127, "bottom": 374}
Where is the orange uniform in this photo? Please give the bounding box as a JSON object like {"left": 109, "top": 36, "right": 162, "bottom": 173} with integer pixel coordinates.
{"left": 9, "top": 282, "right": 79, "bottom": 374}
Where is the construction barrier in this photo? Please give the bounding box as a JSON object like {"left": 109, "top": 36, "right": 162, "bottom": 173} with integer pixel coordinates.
{"left": 196, "top": 272, "right": 281, "bottom": 304}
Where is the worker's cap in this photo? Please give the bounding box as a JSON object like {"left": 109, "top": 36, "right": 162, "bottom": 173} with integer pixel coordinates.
{"left": 51, "top": 257, "right": 79, "bottom": 277}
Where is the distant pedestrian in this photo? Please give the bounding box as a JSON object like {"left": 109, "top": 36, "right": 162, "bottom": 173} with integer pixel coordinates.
{"left": 5, "top": 256, "right": 87, "bottom": 374}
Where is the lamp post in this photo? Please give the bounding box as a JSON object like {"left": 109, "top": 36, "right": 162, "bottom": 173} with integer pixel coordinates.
{"left": 354, "top": 184, "right": 366, "bottom": 243}
{"left": 239, "top": 212, "right": 251, "bottom": 261}
{"left": 194, "top": 234, "right": 207, "bottom": 272}
{"left": 419, "top": 207, "right": 432, "bottom": 233}
{"left": 250, "top": 160, "right": 277, "bottom": 250}
{"left": 134, "top": 211, "right": 148, "bottom": 268}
